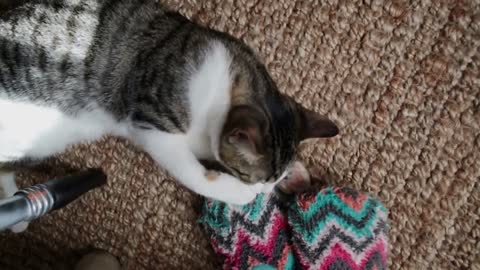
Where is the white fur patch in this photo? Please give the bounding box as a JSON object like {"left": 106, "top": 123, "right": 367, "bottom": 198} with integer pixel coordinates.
{"left": 0, "top": 99, "right": 126, "bottom": 162}
{"left": 186, "top": 41, "right": 233, "bottom": 161}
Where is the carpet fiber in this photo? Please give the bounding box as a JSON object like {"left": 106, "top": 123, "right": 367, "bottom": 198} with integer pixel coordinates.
{"left": 1, "top": 0, "right": 479, "bottom": 269}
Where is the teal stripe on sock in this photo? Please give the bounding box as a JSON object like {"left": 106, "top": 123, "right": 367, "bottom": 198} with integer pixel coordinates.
{"left": 284, "top": 251, "right": 295, "bottom": 270}
{"left": 252, "top": 264, "right": 276, "bottom": 270}
{"left": 242, "top": 193, "right": 265, "bottom": 220}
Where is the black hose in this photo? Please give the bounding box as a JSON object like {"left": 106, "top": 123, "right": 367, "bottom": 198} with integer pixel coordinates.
{"left": 0, "top": 168, "right": 107, "bottom": 231}
{"left": 41, "top": 168, "right": 107, "bottom": 211}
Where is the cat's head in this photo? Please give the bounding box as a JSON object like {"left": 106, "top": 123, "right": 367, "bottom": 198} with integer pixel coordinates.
{"left": 218, "top": 54, "right": 339, "bottom": 184}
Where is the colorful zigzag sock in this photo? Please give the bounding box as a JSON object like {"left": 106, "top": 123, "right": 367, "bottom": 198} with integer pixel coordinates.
{"left": 200, "top": 187, "right": 388, "bottom": 270}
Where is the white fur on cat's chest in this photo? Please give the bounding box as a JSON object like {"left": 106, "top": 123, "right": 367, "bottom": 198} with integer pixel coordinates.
{"left": 185, "top": 42, "right": 233, "bottom": 161}
{"left": 0, "top": 99, "right": 126, "bottom": 162}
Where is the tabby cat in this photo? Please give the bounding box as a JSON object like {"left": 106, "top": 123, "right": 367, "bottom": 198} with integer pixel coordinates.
{"left": 0, "top": 0, "right": 338, "bottom": 205}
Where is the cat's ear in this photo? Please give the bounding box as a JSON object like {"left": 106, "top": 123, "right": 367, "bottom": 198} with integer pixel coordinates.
{"left": 296, "top": 104, "right": 339, "bottom": 140}
{"left": 223, "top": 106, "right": 266, "bottom": 158}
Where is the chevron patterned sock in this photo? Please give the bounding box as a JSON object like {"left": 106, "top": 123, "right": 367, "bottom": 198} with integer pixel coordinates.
{"left": 200, "top": 186, "right": 388, "bottom": 270}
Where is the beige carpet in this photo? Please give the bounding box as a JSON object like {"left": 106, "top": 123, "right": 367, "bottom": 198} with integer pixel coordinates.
{"left": 1, "top": 0, "right": 480, "bottom": 269}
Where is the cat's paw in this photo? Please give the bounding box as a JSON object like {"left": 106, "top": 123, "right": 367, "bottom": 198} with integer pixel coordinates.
{"left": 1, "top": 171, "right": 29, "bottom": 232}
{"left": 261, "top": 182, "right": 276, "bottom": 194}
{"left": 250, "top": 182, "right": 265, "bottom": 193}
{"left": 10, "top": 221, "right": 29, "bottom": 233}
{"left": 210, "top": 173, "right": 258, "bottom": 205}
{"left": 277, "top": 161, "right": 311, "bottom": 194}
{"left": 225, "top": 189, "right": 257, "bottom": 205}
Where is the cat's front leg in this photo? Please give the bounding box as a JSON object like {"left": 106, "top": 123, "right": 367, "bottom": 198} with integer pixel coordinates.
{"left": 202, "top": 171, "right": 259, "bottom": 204}
{"left": 133, "top": 130, "right": 258, "bottom": 205}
